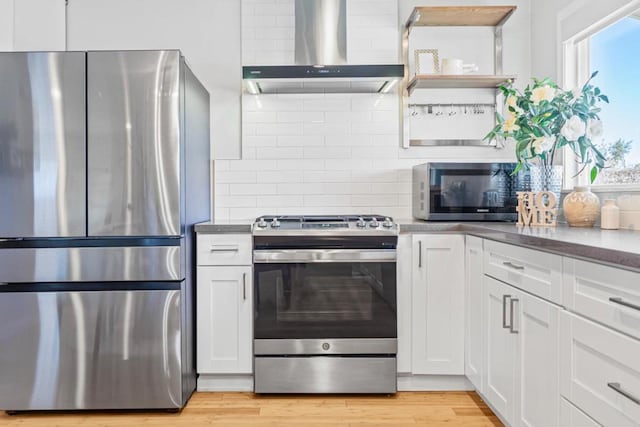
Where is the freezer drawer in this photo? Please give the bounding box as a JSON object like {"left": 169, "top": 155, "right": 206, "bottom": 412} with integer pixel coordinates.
{"left": 0, "top": 286, "right": 183, "bottom": 410}
{"left": 0, "top": 51, "right": 86, "bottom": 238}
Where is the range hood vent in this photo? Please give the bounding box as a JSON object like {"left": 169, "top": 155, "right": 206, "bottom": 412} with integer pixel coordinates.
{"left": 243, "top": 65, "right": 404, "bottom": 94}
{"left": 242, "top": 0, "right": 403, "bottom": 94}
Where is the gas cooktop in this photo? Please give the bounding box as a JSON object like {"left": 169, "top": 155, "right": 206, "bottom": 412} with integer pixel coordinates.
{"left": 252, "top": 215, "right": 398, "bottom": 236}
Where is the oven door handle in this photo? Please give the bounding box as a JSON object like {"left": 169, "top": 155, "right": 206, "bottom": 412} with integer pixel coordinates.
{"left": 253, "top": 249, "right": 397, "bottom": 263}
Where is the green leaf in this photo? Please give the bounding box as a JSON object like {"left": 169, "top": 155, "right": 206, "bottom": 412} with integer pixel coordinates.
{"left": 590, "top": 166, "right": 598, "bottom": 183}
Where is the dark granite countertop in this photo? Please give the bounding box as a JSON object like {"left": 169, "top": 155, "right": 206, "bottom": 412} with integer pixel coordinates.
{"left": 194, "top": 219, "right": 640, "bottom": 272}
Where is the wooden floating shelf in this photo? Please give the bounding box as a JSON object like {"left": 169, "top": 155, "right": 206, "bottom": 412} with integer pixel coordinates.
{"left": 407, "top": 75, "right": 516, "bottom": 93}
{"left": 406, "top": 6, "right": 517, "bottom": 29}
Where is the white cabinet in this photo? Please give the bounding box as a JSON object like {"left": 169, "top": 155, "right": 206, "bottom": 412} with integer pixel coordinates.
{"left": 560, "top": 311, "right": 640, "bottom": 427}
{"left": 465, "top": 235, "right": 484, "bottom": 392}
{"left": 411, "top": 234, "right": 465, "bottom": 375}
{"left": 196, "top": 266, "right": 253, "bottom": 374}
{"left": 483, "top": 275, "right": 560, "bottom": 427}
{"left": 196, "top": 233, "right": 253, "bottom": 378}
{"left": 484, "top": 276, "right": 517, "bottom": 425}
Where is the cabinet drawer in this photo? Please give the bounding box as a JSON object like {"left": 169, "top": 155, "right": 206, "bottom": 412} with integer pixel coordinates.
{"left": 561, "top": 312, "right": 640, "bottom": 427}
{"left": 560, "top": 398, "right": 601, "bottom": 427}
{"left": 484, "top": 239, "right": 562, "bottom": 304}
{"left": 564, "top": 257, "right": 640, "bottom": 340}
{"left": 197, "top": 234, "right": 252, "bottom": 266}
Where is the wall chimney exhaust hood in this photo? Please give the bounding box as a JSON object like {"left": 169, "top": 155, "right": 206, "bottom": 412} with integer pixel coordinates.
{"left": 242, "top": 0, "right": 404, "bottom": 94}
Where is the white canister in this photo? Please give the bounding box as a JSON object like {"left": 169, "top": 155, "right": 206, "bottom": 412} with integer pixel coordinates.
{"left": 601, "top": 199, "right": 620, "bottom": 230}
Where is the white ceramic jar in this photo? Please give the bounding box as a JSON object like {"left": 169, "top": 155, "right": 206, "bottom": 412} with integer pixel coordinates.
{"left": 601, "top": 199, "right": 620, "bottom": 230}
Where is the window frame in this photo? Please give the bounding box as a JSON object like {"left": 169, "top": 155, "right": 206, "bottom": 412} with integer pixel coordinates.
{"left": 561, "top": 1, "right": 640, "bottom": 191}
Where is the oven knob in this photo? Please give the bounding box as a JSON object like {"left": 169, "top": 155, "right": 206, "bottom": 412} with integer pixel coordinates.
{"left": 256, "top": 218, "right": 268, "bottom": 228}
{"left": 383, "top": 217, "right": 394, "bottom": 228}
{"left": 322, "top": 343, "right": 330, "bottom": 351}
{"left": 369, "top": 218, "right": 379, "bottom": 228}
{"left": 271, "top": 218, "right": 281, "bottom": 228}
{"left": 356, "top": 217, "right": 366, "bottom": 228}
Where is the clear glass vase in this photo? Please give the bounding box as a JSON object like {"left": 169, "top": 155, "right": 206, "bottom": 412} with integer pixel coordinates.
{"left": 530, "top": 163, "right": 563, "bottom": 200}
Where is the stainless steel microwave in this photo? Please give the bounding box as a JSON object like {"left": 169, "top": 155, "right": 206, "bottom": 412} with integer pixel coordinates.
{"left": 412, "top": 162, "right": 530, "bottom": 221}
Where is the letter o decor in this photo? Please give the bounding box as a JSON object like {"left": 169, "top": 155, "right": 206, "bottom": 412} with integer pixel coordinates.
{"left": 516, "top": 191, "right": 558, "bottom": 226}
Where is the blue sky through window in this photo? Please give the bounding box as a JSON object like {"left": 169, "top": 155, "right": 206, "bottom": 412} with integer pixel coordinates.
{"left": 590, "top": 15, "right": 640, "bottom": 166}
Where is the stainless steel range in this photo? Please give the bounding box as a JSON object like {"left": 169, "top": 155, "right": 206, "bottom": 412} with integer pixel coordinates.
{"left": 252, "top": 215, "right": 398, "bottom": 394}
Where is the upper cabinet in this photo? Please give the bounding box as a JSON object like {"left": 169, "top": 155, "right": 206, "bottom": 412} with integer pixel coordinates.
{"left": 401, "top": 5, "right": 517, "bottom": 148}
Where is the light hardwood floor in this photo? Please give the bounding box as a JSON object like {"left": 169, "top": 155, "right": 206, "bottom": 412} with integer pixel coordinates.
{"left": 0, "top": 392, "right": 502, "bottom": 426}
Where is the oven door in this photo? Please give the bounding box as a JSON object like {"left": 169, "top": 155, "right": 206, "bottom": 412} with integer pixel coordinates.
{"left": 253, "top": 249, "right": 397, "bottom": 341}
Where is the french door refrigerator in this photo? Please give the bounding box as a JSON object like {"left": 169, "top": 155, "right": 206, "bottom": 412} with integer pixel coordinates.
{"left": 0, "top": 50, "right": 210, "bottom": 411}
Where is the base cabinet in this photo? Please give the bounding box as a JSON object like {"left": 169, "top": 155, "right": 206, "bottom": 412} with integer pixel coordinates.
{"left": 197, "top": 266, "right": 253, "bottom": 374}
{"left": 411, "top": 234, "right": 465, "bottom": 375}
{"left": 483, "top": 276, "right": 560, "bottom": 427}
{"left": 465, "top": 236, "right": 484, "bottom": 393}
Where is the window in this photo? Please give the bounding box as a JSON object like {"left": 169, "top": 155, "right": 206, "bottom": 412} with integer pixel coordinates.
{"left": 579, "top": 12, "right": 640, "bottom": 186}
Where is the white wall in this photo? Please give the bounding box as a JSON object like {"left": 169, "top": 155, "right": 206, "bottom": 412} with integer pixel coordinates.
{"left": 531, "top": 0, "right": 639, "bottom": 82}
{"left": 66, "top": 0, "right": 242, "bottom": 160}
{"left": 0, "top": 0, "right": 65, "bottom": 50}
{"left": 215, "top": 0, "right": 530, "bottom": 221}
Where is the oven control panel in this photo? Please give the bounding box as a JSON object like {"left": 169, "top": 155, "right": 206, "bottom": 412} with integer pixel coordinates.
{"left": 252, "top": 215, "right": 398, "bottom": 235}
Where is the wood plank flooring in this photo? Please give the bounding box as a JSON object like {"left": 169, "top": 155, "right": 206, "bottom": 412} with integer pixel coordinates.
{"left": 0, "top": 391, "right": 502, "bottom": 426}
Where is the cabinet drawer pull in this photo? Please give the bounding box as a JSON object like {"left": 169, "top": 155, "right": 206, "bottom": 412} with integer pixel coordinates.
{"left": 242, "top": 273, "right": 247, "bottom": 300}
{"left": 503, "top": 261, "right": 525, "bottom": 270}
{"left": 209, "top": 245, "right": 239, "bottom": 252}
{"left": 502, "top": 294, "right": 512, "bottom": 329}
{"left": 509, "top": 298, "right": 519, "bottom": 334}
{"left": 418, "top": 241, "right": 422, "bottom": 268}
{"left": 609, "top": 297, "right": 640, "bottom": 312}
{"left": 607, "top": 382, "right": 640, "bottom": 405}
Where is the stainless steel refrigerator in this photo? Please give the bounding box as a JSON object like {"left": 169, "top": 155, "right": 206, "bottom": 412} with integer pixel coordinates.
{"left": 0, "top": 50, "right": 210, "bottom": 411}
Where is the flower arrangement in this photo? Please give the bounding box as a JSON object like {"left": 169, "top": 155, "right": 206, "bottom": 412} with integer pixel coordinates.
{"left": 485, "top": 72, "right": 609, "bottom": 183}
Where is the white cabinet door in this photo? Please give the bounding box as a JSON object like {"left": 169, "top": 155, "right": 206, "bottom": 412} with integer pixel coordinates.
{"left": 197, "top": 266, "right": 253, "bottom": 374}
{"left": 516, "top": 290, "right": 560, "bottom": 427}
{"left": 484, "top": 276, "right": 517, "bottom": 426}
{"left": 411, "top": 234, "right": 465, "bottom": 375}
{"left": 465, "top": 236, "right": 484, "bottom": 393}
{"left": 396, "top": 234, "right": 413, "bottom": 374}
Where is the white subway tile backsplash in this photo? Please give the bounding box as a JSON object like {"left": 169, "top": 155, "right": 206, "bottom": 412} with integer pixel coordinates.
{"left": 303, "top": 195, "right": 352, "bottom": 207}
{"left": 303, "top": 122, "right": 351, "bottom": 136}
{"left": 257, "top": 170, "right": 303, "bottom": 183}
{"left": 277, "top": 112, "right": 325, "bottom": 123}
{"left": 243, "top": 112, "right": 277, "bottom": 123}
{"left": 256, "top": 195, "right": 303, "bottom": 207}
{"left": 256, "top": 146, "right": 303, "bottom": 159}
{"left": 216, "top": 171, "right": 257, "bottom": 184}
{"left": 214, "top": 183, "right": 230, "bottom": 196}
{"left": 230, "top": 183, "right": 278, "bottom": 195}
{"left": 277, "top": 183, "right": 325, "bottom": 195}
{"left": 303, "top": 98, "right": 351, "bottom": 112}
{"left": 303, "top": 170, "right": 351, "bottom": 183}
{"left": 352, "top": 194, "right": 399, "bottom": 207}
{"left": 303, "top": 147, "right": 351, "bottom": 159}
{"left": 216, "top": 195, "right": 257, "bottom": 208}
{"left": 277, "top": 135, "right": 324, "bottom": 146}
{"left": 277, "top": 159, "right": 325, "bottom": 170}
{"left": 243, "top": 135, "right": 278, "bottom": 147}
{"left": 255, "top": 123, "right": 303, "bottom": 136}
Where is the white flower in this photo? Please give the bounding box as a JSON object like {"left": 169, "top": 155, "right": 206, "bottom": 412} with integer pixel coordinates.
{"left": 586, "top": 119, "right": 603, "bottom": 140}
{"left": 531, "top": 136, "right": 556, "bottom": 155}
{"left": 530, "top": 85, "right": 555, "bottom": 105}
{"left": 561, "top": 115, "right": 586, "bottom": 141}
{"left": 502, "top": 112, "right": 520, "bottom": 133}
{"left": 506, "top": 95, "right": 524, "bottom": 115}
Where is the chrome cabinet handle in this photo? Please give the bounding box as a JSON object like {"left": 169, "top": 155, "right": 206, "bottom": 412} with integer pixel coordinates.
{"left": 242, "top": 273, "right": 247, "bottom": 300}
{"left": 607, "top": 382, "right": 640, "bottom": 405}
{"left": 210, "top": 245, "right": 239, "bottom": 252}
{"left": 418, "top": 241, "right": 422, "bottom": 268}
{"left": 609, "top": 297, "right": 640, "bottom": 312}
{"left": 509, "top": 298, "right": 519, "bottom": 334}
{"left": 502, "top": 295, "right": 512, "bottom": 329}
{"left": 503, "top": 261, "right": 525, "bottom": 270}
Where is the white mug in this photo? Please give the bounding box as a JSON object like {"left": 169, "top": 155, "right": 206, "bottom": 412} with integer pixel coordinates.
{"left": 441, "top": 58, "right": 479, "bottom": 75}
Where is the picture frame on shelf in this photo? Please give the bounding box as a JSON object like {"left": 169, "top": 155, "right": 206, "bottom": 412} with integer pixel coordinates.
{"left": 414, "top": 49, "right": 440, "bottom": 75}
